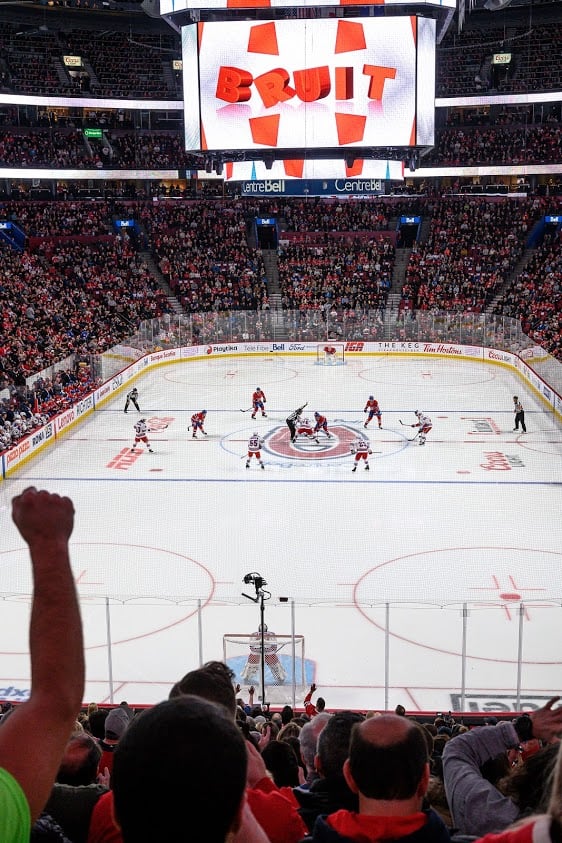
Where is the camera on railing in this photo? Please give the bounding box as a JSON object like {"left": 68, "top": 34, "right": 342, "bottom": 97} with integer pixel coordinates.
{"left": 243, "top": 572, "right": 266, "bottom": 590}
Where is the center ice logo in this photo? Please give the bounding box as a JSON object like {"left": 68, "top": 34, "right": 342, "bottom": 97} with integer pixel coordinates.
{"left": 264, "top": 424, "right": 361, "bottom": 460}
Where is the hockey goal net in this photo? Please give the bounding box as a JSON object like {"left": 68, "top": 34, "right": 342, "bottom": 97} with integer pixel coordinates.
{"left": 316, "top": 342, "right": 345, "bottom": 365}
{"left": 223, "top": 633, "right": 307, "bottom": 690}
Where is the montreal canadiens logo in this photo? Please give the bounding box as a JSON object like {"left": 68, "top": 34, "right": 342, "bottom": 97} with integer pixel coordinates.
{"left": 264, "top": 424, "right": 363, "bottom": 460}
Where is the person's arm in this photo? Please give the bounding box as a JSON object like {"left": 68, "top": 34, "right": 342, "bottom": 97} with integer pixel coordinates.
{"left": 0, "top": 488, "right": 85, "bottom": 823}
{"left": 443, "top": 721, "right": 520, "bottom": 836}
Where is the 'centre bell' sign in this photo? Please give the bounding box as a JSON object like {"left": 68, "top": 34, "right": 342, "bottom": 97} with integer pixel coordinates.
{"left": 240, "top": 178, "right": 385, "bottom": 197}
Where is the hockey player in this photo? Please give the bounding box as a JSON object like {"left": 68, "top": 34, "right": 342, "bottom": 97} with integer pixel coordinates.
{"left": 323, "top": 345, "right": 338, "bottom": 365}
{"left": 296, "top": 417, "right": 319, "bottom": 444}
{"left": 364, "top": 396, "right": 382, "bottom": 430}
{"left": 286, "top": 403, "right": 308, "bottom": 443}
{"left": 350, "top": 435, "right": 372, "bottom": 471}
{"left": 191, "top": 410, "right": 207, "bottom": 438}
{"left": 246, "top": 432, "right": 265, "bottom": 470}
{"left": 241, "top": 625, "right": 287, "bottom": 685}
{"left": 131, "top": 419, "right": 153, "bottom": 454}
{"left": 251, "top": 388, "right": 267, "bottom": 420}
{"left": 313, "top": 412, "right": 332, "bottom": 439}
{"left": 124, "top": 387, "right": 140, "bottom": 414}
{"left": 411, "top": 410, "right": 432, "bottom": 445}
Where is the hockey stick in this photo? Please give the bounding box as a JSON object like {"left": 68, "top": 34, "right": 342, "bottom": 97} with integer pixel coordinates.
{"left": 399, "top": 419, "right": 412, "bottom": 426}
{"left": 240, "top": 407, "right": 253, "bottom": 413}
{"left": 408, "top": 430, "right": 421, "bottom": 442}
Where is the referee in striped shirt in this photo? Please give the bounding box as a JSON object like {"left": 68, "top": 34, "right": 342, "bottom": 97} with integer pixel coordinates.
{"left": 513, "top": 396, "right": 526, "bottom": 432}
{"left": 286, "top": 403, "right": 307, "bottom": 442}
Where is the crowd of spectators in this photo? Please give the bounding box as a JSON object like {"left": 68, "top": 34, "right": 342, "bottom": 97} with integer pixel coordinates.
{"left": 398, "top": 197, "right": 545, "bottom": 314}
{"left": 423, "top": 124, "right": 562, "bottom": 168}
{"left": 493, "top": 231, "right": 562, "bottom": 358}
{"left": 144, "top": 200, "right": 270, "bottom": 312}
{"left": 436, "top": 22, "right": 562, "bottom": 97}
{"left": 278, "top": 239, "right": 394, "bottom": 317}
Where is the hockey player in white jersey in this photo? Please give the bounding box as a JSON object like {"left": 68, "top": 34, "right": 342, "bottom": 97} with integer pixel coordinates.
{"left": 131, "top": 419, "right": 154, "bottom": 454}
{"left": 241, "top": 625, "right": 287, "bottom": 684}
{"left": 350, "top": 434, "right": 372, "bottom": 471}
{"left": 411, "top": 411, "right": 432, "bottom": 445}
{"left": 246, "top": 432, "right": 265, "bottom": 470}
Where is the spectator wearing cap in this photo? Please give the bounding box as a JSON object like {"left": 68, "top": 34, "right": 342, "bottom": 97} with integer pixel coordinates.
{"left": 97, "top": 709, "right": 130, "bottom": 782}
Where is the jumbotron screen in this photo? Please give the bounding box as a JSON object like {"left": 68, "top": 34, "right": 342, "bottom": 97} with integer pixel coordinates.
{"left": 182, "top": 17, "right": 435, "bottom": 152}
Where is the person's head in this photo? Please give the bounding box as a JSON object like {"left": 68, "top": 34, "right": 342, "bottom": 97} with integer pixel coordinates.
{"left": 501, "top": 742, "right": 559, "bottom": 814}
{"left": 262, "top": 739, "right": 301, "bottom": 787}
{"left": 113, "top": 696, "right": 247, "bottom": 843}
{"left": 299, "top": 713, "right": 331, "bottom": 774}
{"left": 104, "top": 708, "right": 130, "bottom": 743}
{"left": 344, "top": 715, "right": 430, "bottom": 812}
{"left": 169, "top": 661, "right": 236, "bottom": 718}
{"left": 317, "top": 711, "right": 364, "bottom": 780}
{"left": 86, "top": 708, "right": 108, "bottom": 740}
{"left": 57, "top": 733, "right": 102, "bottom": 786}
{"left": 316, "top": 697, "right": 326, "bottom": 712}
{"left": 277, "top": 721, "right": 301, "bottom": 742}
{"left": 281, "top": 705, "right": 294, "bottom": 725}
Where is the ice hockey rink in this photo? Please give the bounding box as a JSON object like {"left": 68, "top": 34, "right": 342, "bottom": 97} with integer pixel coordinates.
{"left": 1, "top": 352, "right": 562, "bottom": 715}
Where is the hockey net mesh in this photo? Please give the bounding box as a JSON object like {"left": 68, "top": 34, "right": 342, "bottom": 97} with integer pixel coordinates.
{"left": 224, "top": 633, "right": 307, "bottom": 702}
{"left": 316, "top": 343, "right": 345, "bottom": 364}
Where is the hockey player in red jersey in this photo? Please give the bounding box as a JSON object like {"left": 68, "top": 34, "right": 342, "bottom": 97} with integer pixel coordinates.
{"left": 246, "top": 432, "right": 265, "bottom": 470}
{"left": 131, "top": 419, "right": 154, "bottom": 454}
{"left": 412, "top": 410, "right": 432, "bottom": 445}
{"left": 363, "top": 396, "right": 382, "bottom": 429}
{"left": 350, "top": 434, "right": 372, "bottom": 471}
{"left": 241, "top": 625, "right": 287, "bottom": 684}
{"left": 191, "top": 410, "right": 207, "bottom": 438}
{"left": 251, "top": 388, "right": 267, "bottom": 420}
{"left": 296, "top": 417, "right": 319, "bottom": 443}
{"left": 323, "top": 345, "right": 338, "bottom": 365}
{"left": 313, "top": 412, "right": 332, "bottom": 438}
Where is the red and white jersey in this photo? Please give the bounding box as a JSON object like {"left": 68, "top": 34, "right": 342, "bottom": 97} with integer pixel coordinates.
{"left": 416, "top": 413, "right": 432, "bottom": 429}
{"left": 248, "top": 433, "right": 264, "bottom": 453}
{"left": 249, "top": 630, "right": 279, "bottom": 655}
{"left": 352, "top": 436, "right": 371, "bottom": 454}
{"left": 252, "top": 390, "right": 266, "bottom": 404}
{"left": 297, "top": 418, "right": 314, "bottom": 436}
{"left": 314, "top": 414, "right": 328, "bottom": 428}
{"left": 364, "top": 398, "right": 381, "bottom": 413}
{"left": 324, "top": 345, "right": 337, "bottom": 355}
{"left": 191, "top": 412, "right": 206, "bottom": 426}
{"left": 134, "top": 420, "right": 148, "bottom": 437}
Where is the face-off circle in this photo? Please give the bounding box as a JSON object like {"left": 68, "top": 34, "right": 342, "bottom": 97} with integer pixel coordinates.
{"left": 265, "top": 424, "right": 363, "bottom": 460}
{"left": 353, "top": 547, "right": 562, "bottom": 665}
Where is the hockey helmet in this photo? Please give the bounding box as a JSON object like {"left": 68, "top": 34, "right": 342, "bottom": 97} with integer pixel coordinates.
{"left": 140, "top": 418, "right": 146, "bottom": 423}
{"left": 258, "top": 623, "right": 268, "bottom": 632}
{"left": 256, "top": 387, "right": 261, "bottom": 391}
{"left": 414, "top": 410, "right": 421, "bottom": 417}
{"left": 314, "top": 411, "right": 320, "bottom": 417}
{"left": 202, "top": 410, "right": 207, "bottom": 415}
{"left": 369, "top": 395, "right": 374, "bottom": 400}
{"left": 253, "top": 432, "right": 259, "bottom": 437}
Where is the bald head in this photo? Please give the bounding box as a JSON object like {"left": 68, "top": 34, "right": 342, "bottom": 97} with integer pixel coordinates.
{"left": 347, "top": 714, "right": 429, "bottom": 801}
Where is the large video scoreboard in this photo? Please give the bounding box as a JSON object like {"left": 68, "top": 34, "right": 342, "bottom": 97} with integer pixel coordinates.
{"left": 182, "top": 16, "right": 435, "bottom": 154}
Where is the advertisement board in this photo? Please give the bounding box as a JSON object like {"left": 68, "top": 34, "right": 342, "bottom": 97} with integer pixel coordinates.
{"left": 183, "top": 17, "right": 435, "bottom": 152}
